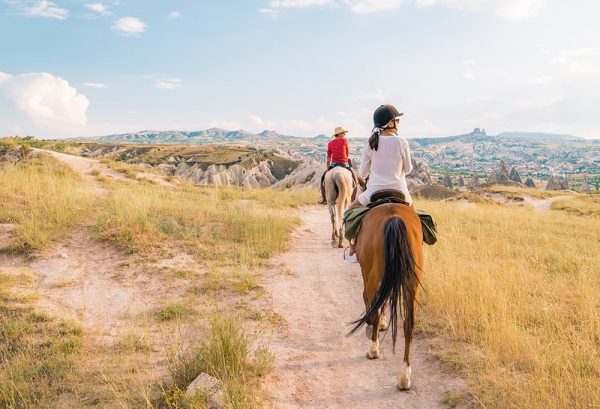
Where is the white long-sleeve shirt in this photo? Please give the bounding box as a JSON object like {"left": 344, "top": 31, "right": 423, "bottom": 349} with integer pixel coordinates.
{"left": 358, "top": 134, "right": 413, "bottom": 205}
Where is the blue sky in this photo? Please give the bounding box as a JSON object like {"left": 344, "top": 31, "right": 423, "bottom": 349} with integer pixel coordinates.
{"left": 1, "top": 0, "right": 599, "bottom": 139}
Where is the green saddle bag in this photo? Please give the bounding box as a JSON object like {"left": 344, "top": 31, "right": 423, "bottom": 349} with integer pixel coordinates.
{"left": 343, "top": 206, "right": 438, "bottom": 245}
{"left": 416, "top": 210, "right": 437, "bottom": 245}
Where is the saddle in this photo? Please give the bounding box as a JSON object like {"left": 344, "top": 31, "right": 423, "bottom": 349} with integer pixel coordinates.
{"left": 368, "top": 189, "right": 409, "bottom": 208}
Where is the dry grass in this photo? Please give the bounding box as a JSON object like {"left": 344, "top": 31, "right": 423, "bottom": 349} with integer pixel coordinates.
{"left": 95, "top": 183, "right": 317, "bottom": 266}
{"left": 418, "top": 198, "right": 600, "bottom": 409}
{"left": 0, "top": 154, "right": 98, "bottom": 253}
{"left": 163, "top": 316, "right": 273, "bottom": 409}
{"left": 551, "top": 194, "right": 600, "bottom": 218}
{"left": 99, "top": 158, "right": 145, "bottom": 179}
{"left": 0, "top": 273, "right": 83, "bottom": 407}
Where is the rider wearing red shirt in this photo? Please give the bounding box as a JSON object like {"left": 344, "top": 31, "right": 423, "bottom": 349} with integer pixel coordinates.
{"left": 327, "top": 135, "right": 349, "bottom": 164}
{"left": 319, "top": 126, "right": 356, "bottom": 204}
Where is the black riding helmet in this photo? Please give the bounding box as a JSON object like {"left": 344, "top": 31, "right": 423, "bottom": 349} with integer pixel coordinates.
{"left": 373, "top": 104, "right": 403, "bottom": 128}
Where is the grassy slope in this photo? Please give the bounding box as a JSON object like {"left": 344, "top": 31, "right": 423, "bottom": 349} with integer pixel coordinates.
{"left": 419, "top": 196, "right": 600, "bottom": 409}
{"left": 0, "top": 150, "right": 318, "bottom": 408}
{"left": 0, "top": 155, "right": 99, "bottom": 253}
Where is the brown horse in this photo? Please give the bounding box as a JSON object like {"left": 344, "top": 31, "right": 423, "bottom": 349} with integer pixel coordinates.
{"left": 324, "top": 166, "right": 354, "bottom": 248}
{"left": 350, "top": 202, "right": 424, "bottom": 390}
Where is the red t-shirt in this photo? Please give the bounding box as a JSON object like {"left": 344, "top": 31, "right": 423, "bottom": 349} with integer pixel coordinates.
{"left": 327, "top": 137, "right": 349, "bottom": 163}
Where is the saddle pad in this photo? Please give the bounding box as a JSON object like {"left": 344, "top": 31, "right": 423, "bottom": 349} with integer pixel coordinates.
{"left": 343, "top": 205, "right": 437, "bottom": 245}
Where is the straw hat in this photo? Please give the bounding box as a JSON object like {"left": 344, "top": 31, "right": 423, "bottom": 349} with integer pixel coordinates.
{"left": 333, "top": 126, "right": 348, "bottom": 137}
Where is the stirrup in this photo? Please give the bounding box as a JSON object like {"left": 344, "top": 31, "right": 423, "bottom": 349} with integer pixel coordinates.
{"left": 343, "top": 248, "right": 358, "bottom": 263}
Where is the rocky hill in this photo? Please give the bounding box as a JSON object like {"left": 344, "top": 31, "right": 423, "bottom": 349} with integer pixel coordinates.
{"left": 78, "top": 143, "right": 323, "bottom": 189}
{"left": 87, "top": 127, "right": 600, "bottom": 180}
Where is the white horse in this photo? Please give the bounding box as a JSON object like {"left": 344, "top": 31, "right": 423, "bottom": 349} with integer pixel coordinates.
{"left": 324, "top": 166, "right": 354, "bottom": 248}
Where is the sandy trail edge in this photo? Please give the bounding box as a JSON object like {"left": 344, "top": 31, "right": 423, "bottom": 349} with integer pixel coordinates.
{"left": 262, "top": 206, "right": 470, "bottom": 409}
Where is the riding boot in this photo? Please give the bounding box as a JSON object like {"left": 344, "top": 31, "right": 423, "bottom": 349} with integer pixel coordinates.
{"left": 319, "top": 183, "right": 327, "bottom": 204}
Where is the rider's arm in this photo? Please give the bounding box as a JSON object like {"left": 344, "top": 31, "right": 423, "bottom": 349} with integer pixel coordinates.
{"left": 326, "top": 142, "right": 332, "bottom": 169}
{"left": 401, "top": 139, "right": 413, "bottom": 175}
{"left": 359, "top": 140, "right": 371, "bottom": 179}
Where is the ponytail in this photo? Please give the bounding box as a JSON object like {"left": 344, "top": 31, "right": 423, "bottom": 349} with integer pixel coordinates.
{"left": 368, "top": 129, "right": 380, "bottom": 151}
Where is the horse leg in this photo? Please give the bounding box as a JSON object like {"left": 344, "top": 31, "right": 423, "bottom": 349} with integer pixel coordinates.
{"left": 336, "top": 190, "right": 349, "bottom": 248}
{"left": 366, "top": 308, "right": 381, "bottom": 359}
{"left": 329, "top": 204, "right": 338, "bottom": 248}
{"left": 397, "top": 292, "right": 417, "bottom": 390}
{"left": 379, "top": 302, "right": 389, "bottom": 331}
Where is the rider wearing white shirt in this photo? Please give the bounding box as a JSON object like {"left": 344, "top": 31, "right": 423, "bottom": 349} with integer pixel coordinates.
{"left": 349, "top": 104, "right": 414, "bottom": 208}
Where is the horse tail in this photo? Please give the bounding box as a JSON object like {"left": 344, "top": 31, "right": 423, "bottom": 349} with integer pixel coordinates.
{"left": 350, "top": 216, "right": 417, "bottom": 351}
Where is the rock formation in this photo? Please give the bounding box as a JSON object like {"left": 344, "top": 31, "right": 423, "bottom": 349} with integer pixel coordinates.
{"left": 525, "top": 177, "right": 536, "bottom": 188}
{"left": 442, "top": 175, "right": 453, "bottom": 189}
{"left": 468, "top": 174, "right": 480, "bottom": 188}
{"left": 174, "top": 159, "right": 278, "bottom": 188}
{"left": 488, "top": 160, "right": 511, "bottom": 184}
{"left": 546, "top": 175, "right": 570, "bottom": 190}
{"left": 272, "top": 158, "right": 322, "bottom": 189}
{"left": 579, "top": 181, "right": 591, "bottom": 193}
{"left": 407, "top": 159, "right": 432, "bottom": 188}
{"left": 508, "top": 167, "right": 523, "bottom": 184}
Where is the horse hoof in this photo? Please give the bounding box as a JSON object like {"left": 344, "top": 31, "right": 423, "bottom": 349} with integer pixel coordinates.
{"left": 379, "top": 321, "right": 389, "bottom": 331}
{"left": 397, "top": 364, "right": 411, "bottom": 390}
{"left": 330, "top": 240, "right": 338, "bottom": 248}
{"left": 397, "top": 379, "right": 411, "bottom": 391}
{"left": 366, "top": 351, "right": 380, "bottom": 359}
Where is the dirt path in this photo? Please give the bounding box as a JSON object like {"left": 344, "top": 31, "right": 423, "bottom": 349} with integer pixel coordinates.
{"left": 522, "top": 195, "right": 571, "bottom": 212}
{"left": 2, "top": 149, "right": 192, "bottom": 341}
{"left": 263, "top": 207, "right": 469, "bottom": 409}
{"left": 33, "top": 148, "right": 171, "bottom": 187}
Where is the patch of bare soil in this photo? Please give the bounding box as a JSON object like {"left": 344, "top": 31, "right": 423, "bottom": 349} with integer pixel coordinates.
{"left": 483, "top": 192, "right": 571, "bottom": 212}
{"left": 0, "top": 223, "right": 15, "bottom": 247}
{"left": 261, "top": 207, "right": 470, "bottom": 409}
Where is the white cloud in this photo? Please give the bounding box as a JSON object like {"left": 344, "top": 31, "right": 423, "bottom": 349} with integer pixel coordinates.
{"left": 169, "top": 11, "right": 181, "bottom": 18}
{"left": 150, "top": 77, "right": 182, "bottom": 90}
{"left": 493, "top": 0, "right": 545, "bottom": 22}
{"left": 9, "top": 0, "right": 69, "bottom": 19}
{"left": 263, "top": 0, "right": 402, "bottom": 13}
{"left": 345, "top": 0, "right": 403, "bottom": 14}
{"left": 82, "top": 82, "right": 108, "bottom": 89}
{"left": 259, "top": 8, "right": 280, "bottom": 16}
{"left": 0, "top": 72, "right": 89, "bottom": 133}
{"left": 85, "top": 2, "right": 110, "bottom": 16}
{"left": 113, "top": 17, "right": 147, "bottom": 36}
{"left": 269, "top": 0, "right": 333, "bottom": 8}
{"left": 415, "top": 0, "right": 546, "bottom": 21}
